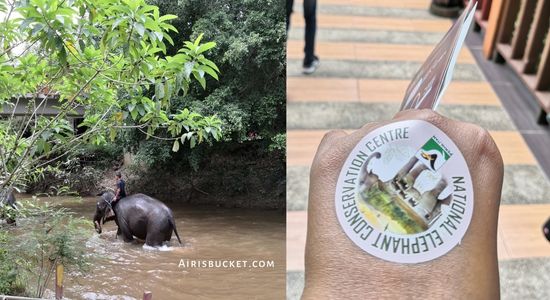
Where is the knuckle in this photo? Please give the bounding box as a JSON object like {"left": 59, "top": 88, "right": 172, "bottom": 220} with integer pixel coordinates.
{"left": 394, "top": 108, "right": 444, "bottom": 123}
{"left": 322, "top": 130, "right": 346, "bottom": 143}
{"left": 311, "top": 146, "right": 344, "bottom": 176}
{"left": 417, "top": 109, "right": 445, "bottom": 125}
{"left": 477, "top": 128, "right": 502, "bottom": 160}
{"left": 311, "top": 132, "right": 349, "bottom": 177}
{"left": 468, "top": 125, "right": 504, "bottom": 170}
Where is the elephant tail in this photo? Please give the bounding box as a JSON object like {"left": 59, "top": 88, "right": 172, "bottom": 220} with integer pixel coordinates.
{"left": 170, "top": 217, "right": 182, "bottom": 244}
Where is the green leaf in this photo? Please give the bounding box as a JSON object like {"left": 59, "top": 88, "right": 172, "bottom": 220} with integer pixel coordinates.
{"left": 159, "top": 14, "right": 178, "bottom": 22}
{"left": 196, "top": 42, "right": 216, "bottom": 55}
{"left": 200, "top": 65, "right": 218, "bottom": 80}
{"left": 112, "top": 17, "right": 126, "bottom": 29}
{"left": 194, "top": 33, "right": 204, "bottom": 46}
{"left": 144, "top": 18, "right": 161, "bottom": 32}
{"left": 164, "top": 33, "right": 174, "bottom": 46}
{"left": 172, "top": 140, "right": 180, "bottom": 152}
{"left": 31, "top": 23, "right": 44, "bottom": 36}
{"left": 134, "top": 22, "right": 145, "bottom": 36}
{"left": 161, "top": 23, "right": 178, "bottom": 33}
{"left": 200, "top": 58, "right": 220, "bottom": 73}
{"left": 155, "top": 82, "right": 164, "bottom": 100}
{"left": 20, "top": 18, "right": 33, "bottom": 31}
{"left": 193, "top": 71, "right": 206, "bottom": 89}
{"left": 183, "top": 62, "right": 194, "bottom": 79}
{"left": 109, "top": 128, "right": 117, "bottom": 141}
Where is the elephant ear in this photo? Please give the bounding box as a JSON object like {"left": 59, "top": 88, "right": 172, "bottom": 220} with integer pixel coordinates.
{"left": 102, "top": 207, "right": 116, "bottom": 224}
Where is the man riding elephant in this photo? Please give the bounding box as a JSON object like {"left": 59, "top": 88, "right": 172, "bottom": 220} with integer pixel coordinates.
{"left": 113, "top": 172, "right": 127, "bottom": 203}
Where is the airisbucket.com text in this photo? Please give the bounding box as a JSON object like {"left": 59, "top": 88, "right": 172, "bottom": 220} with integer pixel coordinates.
{"left": 178, "top": 259, "right": 275, "bottom": 269}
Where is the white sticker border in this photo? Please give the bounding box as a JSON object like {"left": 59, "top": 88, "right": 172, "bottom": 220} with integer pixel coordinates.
{"left": 334, "top": 120, "right": 474, "bottom": 264}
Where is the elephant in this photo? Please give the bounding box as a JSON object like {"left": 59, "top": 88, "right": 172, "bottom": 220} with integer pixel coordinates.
{"left": 0, "top": 189, "right": 17, "bottom": 225}
{"left": 358, "top": 152, "right": 451, "bottom": 232}
{"left": 93, "top": 191, "right": 182, "bottom": 247}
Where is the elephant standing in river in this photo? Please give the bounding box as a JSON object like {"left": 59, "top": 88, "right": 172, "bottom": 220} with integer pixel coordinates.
{"left": 0, "top": 189, "right": 17, "bottom": 225}
{"left": 93, "top": 191, "right": 182, "bottom": 247}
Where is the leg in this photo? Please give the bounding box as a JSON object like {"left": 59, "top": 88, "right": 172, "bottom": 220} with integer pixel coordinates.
{"left": 286, "top": 0, "right": 294, "bottom": 32}
{"left": 537, "top": 109, "right": 549, "bottom": 125}
{"left": 303, "top": 0, "right": 317, "bottom": 66}
{"left": 164, "top": 228, "right": 174, "bottom": 244}
{"left": 121, "top": 229, "right": 134, "bottom": 243}
{"left": 117, "top": 219, "right": 134, "bottom": 242}
{"left": 145, "top": 230, "right": 164, "bottom": 247}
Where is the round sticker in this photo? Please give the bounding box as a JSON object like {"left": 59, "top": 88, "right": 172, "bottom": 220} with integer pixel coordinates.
{"left": 335, "top": 120, "right": 473, "bottom": 263}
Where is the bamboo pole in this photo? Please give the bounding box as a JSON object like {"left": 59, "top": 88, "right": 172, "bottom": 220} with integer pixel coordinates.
{"left": 55, "top": 264, "right": 63, "bottom": 300}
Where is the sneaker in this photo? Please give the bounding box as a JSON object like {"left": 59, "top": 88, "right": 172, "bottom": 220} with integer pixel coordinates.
{"left": 302, "top": 56, "right": 320, "bottom": 75}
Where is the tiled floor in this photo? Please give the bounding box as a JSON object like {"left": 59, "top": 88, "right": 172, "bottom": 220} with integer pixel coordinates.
{"left": 286, "top": 0, "right": 550, "bottom": 299}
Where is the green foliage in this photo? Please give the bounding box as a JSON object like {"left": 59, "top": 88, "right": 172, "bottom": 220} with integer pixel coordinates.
{"left": 118, "top": 0, "right": 286, "bottom": 172}
{"left": 0, "top": 198, "right": 93, "bottom": 297}
{"left": 0, "top": 232, "right": 25, "bottom": 295}
{"left": 269, "top": 133, "right": 286, "bottom": 153}
{"left": 151, "top": 0, "right": 285, "bottom": 146}
{"left": 365, "top": 188, "right": 425, "bottom": 234}
{"left": 0, "top": 0, "right": 223, "bottom": 191}
{"left": 26, "top": 148, "right": 118, "bottom": 196}
{"left": 134, "top": 139, "right": 173, "bottom": 167}
{"left": 76, "top": 143, "right": 124, "bottom": 168}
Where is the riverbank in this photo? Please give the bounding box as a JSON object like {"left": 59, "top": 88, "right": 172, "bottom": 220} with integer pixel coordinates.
{"left": 25, "top": 142, "right": 286, "bottom": 210}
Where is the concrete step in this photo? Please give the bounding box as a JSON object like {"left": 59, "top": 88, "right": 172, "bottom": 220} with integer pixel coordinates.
{"left": 286, "top": 59, "right": 483, "bottom": 80}
{"left": 290, "top": 13, "right": 451, "bottom": 33}
{"left": 287, "top": 40, "right": 476, "bottom": 64}
{"left": 287, "top": 78, "right": 501, "bottom": 106}
{"left": 286, "top": 103, "right": 516, "bottom": 131}
{"left": 292, "top": 4, "right": 436, "bottom": 19}
{"left": 288, "top": 28, "right": 446, "bottom": 45}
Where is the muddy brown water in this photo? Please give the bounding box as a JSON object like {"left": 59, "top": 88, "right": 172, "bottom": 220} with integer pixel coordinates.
{"left": 23, "top": 196, "right": 285, "bottom": 300}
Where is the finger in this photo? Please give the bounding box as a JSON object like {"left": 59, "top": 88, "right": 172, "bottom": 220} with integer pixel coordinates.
{"left": 392, "top": 108, "right": 447, "bottom": 127}
{"left": 321, "top": 129, "right": 347, "bottom": 144}
{"left": 316, "top": 129, "right": 347, "bottom": 153}
{"left": 311, "top": 123, "right": 380, "bottom": 180}
{"left": 344, "top": 121, "right": 386, "bottom": 150}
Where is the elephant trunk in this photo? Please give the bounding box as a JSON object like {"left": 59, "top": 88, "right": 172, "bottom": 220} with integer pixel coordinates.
{"left": 93, "top": 210, "right": 103, "bottom": 234}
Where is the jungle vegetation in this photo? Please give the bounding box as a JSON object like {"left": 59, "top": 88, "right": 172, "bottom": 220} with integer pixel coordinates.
{"left": 1, "top": 0, "right": 288, "bottom": 295}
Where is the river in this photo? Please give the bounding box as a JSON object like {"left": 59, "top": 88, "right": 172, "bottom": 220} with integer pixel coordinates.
{"left": 24, "top": 196, "right": 285, "bottom": 300}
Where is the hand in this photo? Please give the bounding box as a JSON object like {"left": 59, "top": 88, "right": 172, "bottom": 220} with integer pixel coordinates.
{"left": 303, "top": 109, "right": 503, "bottom": 299}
